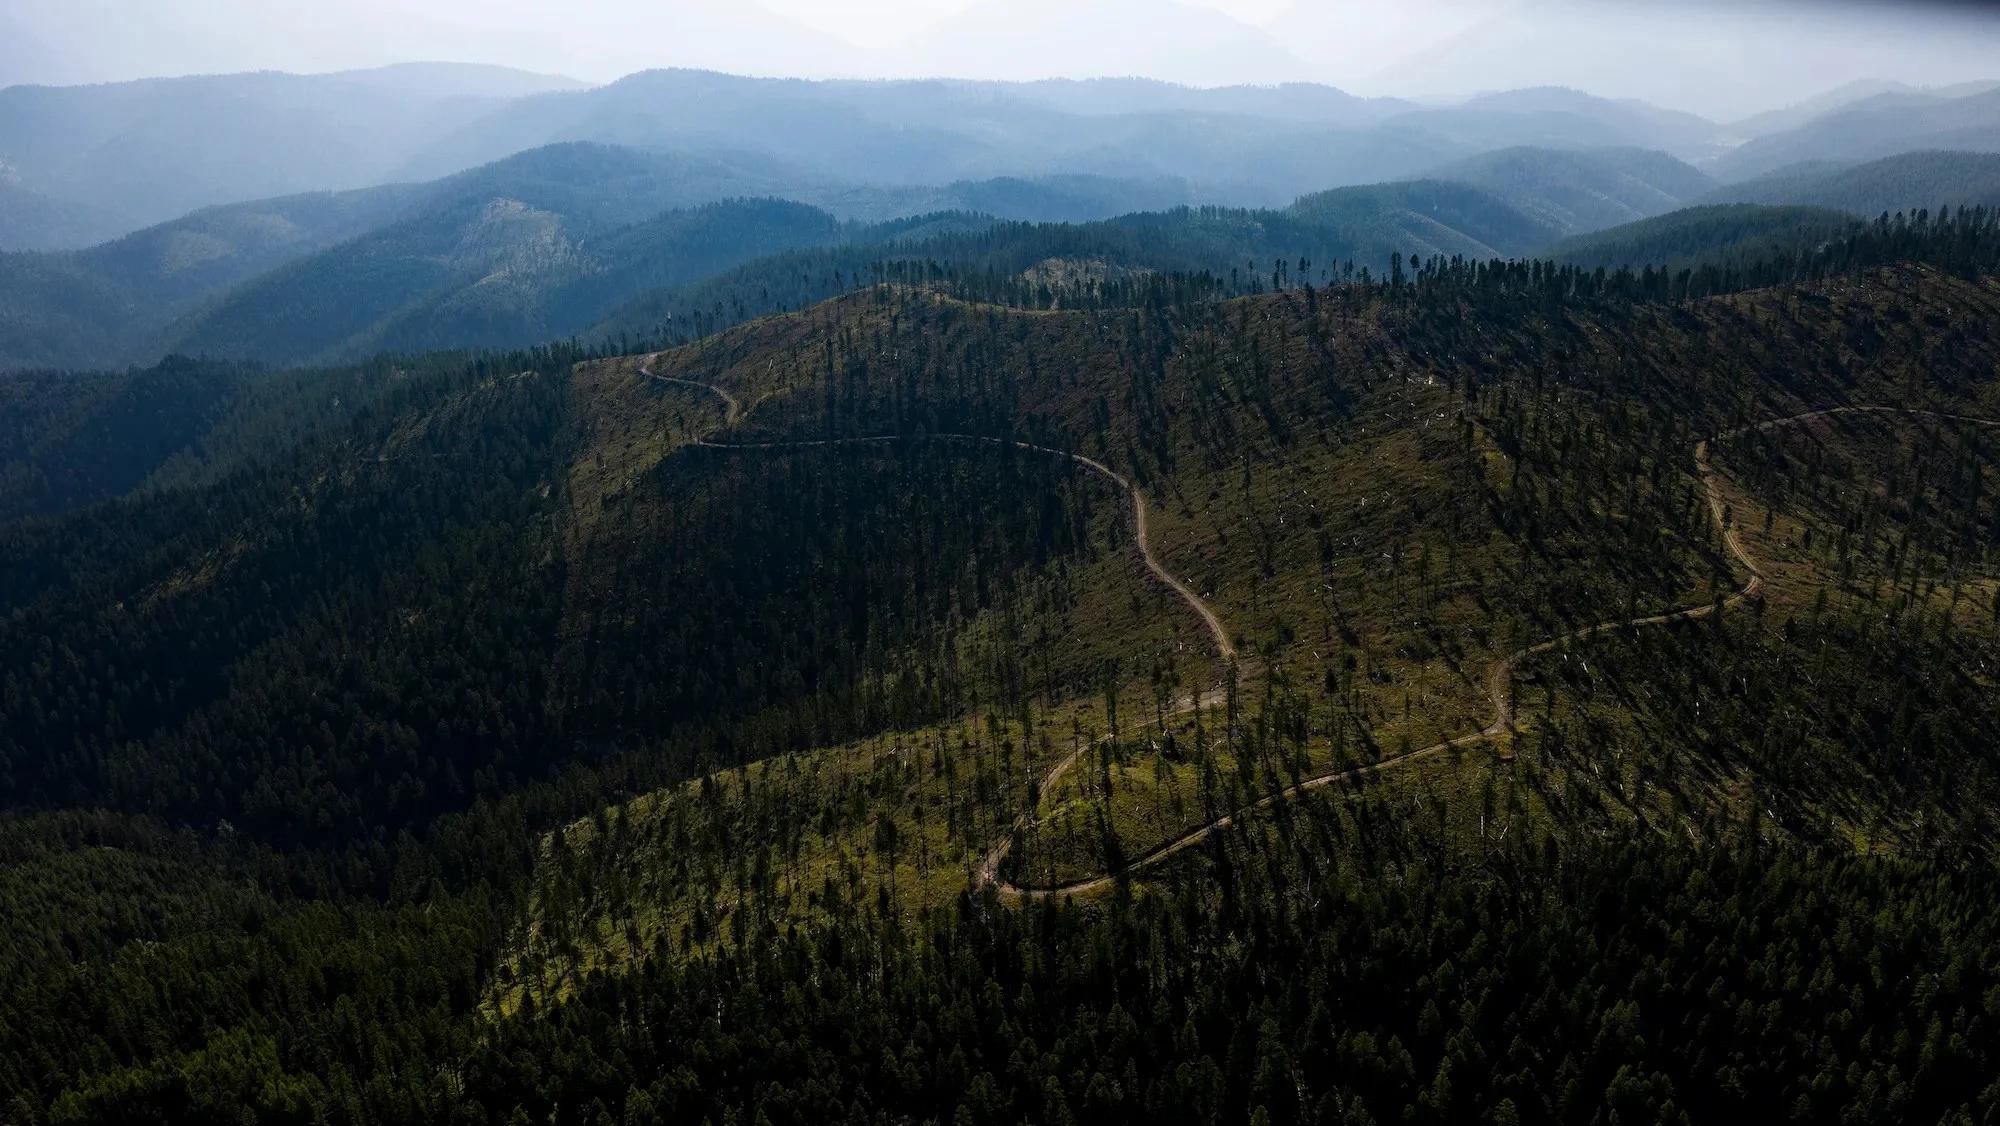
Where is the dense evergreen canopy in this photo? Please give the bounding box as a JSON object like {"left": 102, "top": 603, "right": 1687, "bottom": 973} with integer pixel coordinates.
{"left": 2, "top": 211, "right": 1999, "bottom": 1125}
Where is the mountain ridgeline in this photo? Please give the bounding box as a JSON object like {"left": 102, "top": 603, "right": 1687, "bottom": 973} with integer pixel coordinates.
{"left": 1548, "top": 204, "right": 1860, "bottom": 270}
{"left": 7, "top": 64, "right": 2000, "bottom": 374}
{"left": 0, "top": 142, "right": 1167, "bottom": 371}
{"left": 1704, "top": 149, "right": 2000, "bottom": 216}
{"left": 0, "top": 149, "right": 1579, "bottom": 371}
{"left": 9, "top": 65, "right": 2000, "bottom": 255}
{"left": 7, "top": 57, "right": 2000, "bottom": 1126}
{"left": 12, "top": 137, "right": 2000, "bottom": 374}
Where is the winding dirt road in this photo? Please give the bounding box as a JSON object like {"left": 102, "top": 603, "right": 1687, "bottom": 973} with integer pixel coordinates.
{"left": 636, "top": 352, "right": 1997, "bottom": 901}
{"left": 640, "top": 356, "right": 1234, "bottom": 662}
{"left": 989, "top": 404, "right": 2000, "bottom": 899}
{"left": 647, "top": 370, "right": 743, "bottom": 427}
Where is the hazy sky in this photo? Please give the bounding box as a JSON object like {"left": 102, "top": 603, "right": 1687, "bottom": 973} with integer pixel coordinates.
{"left": 4, "top": 0, "right": 1999, "bottom": 120}
{"left": 760, "top": 0, "right": 1293, "bottom": 47}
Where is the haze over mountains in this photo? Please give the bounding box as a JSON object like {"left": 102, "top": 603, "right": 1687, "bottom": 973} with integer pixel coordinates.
{"left": 0, "top": 63, "right": 584, "bottom": 243}
{"left": 12, "top": 63, "right": 2000, "bottom": 252}
{"left": 4, "top": 0, "right": 2000, "bottom": 374}
{"left": 7, "top": 59, "right": 2000, "bottom": 373}
{"left": 11, "top": 0, "right": 2000, "bottom": 117}
{"left": 11, "top": 5, "right": 2000, "bottom": 1122}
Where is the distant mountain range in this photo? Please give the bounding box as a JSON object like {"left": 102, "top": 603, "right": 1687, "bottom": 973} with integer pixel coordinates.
{"left": 1361, "top": 0, "right": 2000, "bottom": 121}
{"left": 1421, "top": 147, "right": 1718, "bottom": 234}
{"left": 1710, "top": 88, "right": 2000, "bottom": 181}
{"left": 887, "top": 0, "right": 1313, "bottom": 87}
{"left": 0, "top": 140, "right": 1577, "bottom": 370}
{"left": 0, "top": 63, "right": 582, "bottom": 239}
{"left": 379, "top": 70, "right": 1476, "bottom": 206}
{"left": 0, "top": 179, "right": 125, "bottom": 251}
{"left": 1721, "top": 78, "right": 1997, "bottom": 140}
{"left": 0, "top": 141, "right": 1210, "bottom": 370}
{"left": 15, "top": 0, "right": 2000, "bottom": 116}
{"left": 5, "top": 58, "right": 2000, "bottom": 374}
{"left": 6, "top": 133, "right": 1999, "bottom": 373}
{"left": 8, "top": 65, "right": 2000, "bottom": 258}
{"left": 1702, "top": 151, "right": 2000, "bottom": 217}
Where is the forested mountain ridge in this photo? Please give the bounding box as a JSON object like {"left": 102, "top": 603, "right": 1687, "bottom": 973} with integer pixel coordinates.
{"left": 0, "top": 179, "right": 126, "bottom": 251}
{"left": 0, "top": 68, "right": 1473, "bottom": 253}
{"left": 1724, "top": 78, "right": 1924, "bottom": 139}
{"left": 0, "top": 182, "right": 430, "bottom": 371}
{"left": 8, "top": 61, "right": 2000, "bottom": 259}
{"left": 386, "top": 68, "right": 1472, "bottom": 198}
{"left": 1392, "top": 87, "right": 1721, "bottom": 159}
{"left": 580, "top": 182, "right": 1561, "bottom": 351}
{"left": 1421, "top": 146, "right": 1717, "bottom": 233}
{"left": 0, "top": 64, "right": 584, "bottom": 247}
{"left": 1709, "top": 87, "right": 2000, "bottom": 180}
{"left": 0, "top": 166, "right": 1570, "bottom": 372}
{"left": 163, "top": 195, "right": 848, "bottom": 367}
{"left": 3, "top": 203, "right": 2000, "bottom": 1120}
{"left": 8, "top": 67, "right": 2000, "bottom": 370}
{"left": 0, "top": 141, "right": 853, "bottom": 371}
{"left": 14, "top": 137, "right": 1992, "bottom": 378}
{"left": 1705, "top": 149, "right": 2000, "bottom": 215}
{"left": 0, "top": 358, "right": 253, "bottom": 523}
{"left": 0, "top": 143, "right": 1193, "bottom": 372}
{"left": 1546, "top": 204, "right": 1859, "bottom": 269}
{"left": 1285, "top": 179, "right": 1556, "bottom": 257}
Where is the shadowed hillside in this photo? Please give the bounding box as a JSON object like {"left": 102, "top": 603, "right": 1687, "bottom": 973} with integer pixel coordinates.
{"left": 2, "top": 127, "right": 2000, "bottom": 1125}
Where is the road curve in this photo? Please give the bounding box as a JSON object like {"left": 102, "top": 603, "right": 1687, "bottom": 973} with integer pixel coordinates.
{"left": 639, "top": 357, "right": 1236, "bottom": 663}
{"left": 985, "top": 405, "right": 2000, "bottom": 900}
{"left": 631, "top": 353, "right": 1996, "bottom": 899}
{"left": 643, "top": 359, "right": 743, "bottom": 427}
